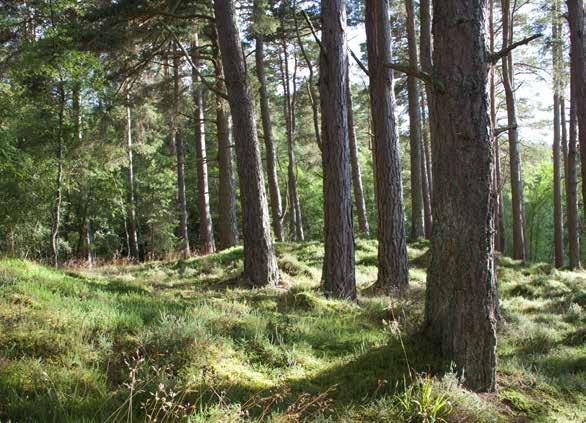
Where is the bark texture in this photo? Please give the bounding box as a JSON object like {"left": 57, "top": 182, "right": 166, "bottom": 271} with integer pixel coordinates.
{"left": 320, "top": 0, "right": 356, "bottom": 299}
{"left": 365, "top": 0, "right": 409, "bottom": 291}
{"left": 502, "top": 0, "right": 527, "bottom": 260}
{"left": 215, "top": 0, "right": 279, "bottom": 286}
{"left": 254, "top": 7, "right": 285, "bottom": 242}
{"left": 212, "top": 26, "right": 239, "bottom": 249}
{"left": 425, "top": 0, "right": 498, "bottom": 392}
{"left": 405, "top": 0, "right": 425, "bottom": 239}
{"left": 192, "top": 36, "right": 216, "bottom": 255}
{"left": 567, "top": 84, "right": 581, "bottom": 268}
{"left": 567, "top": 0, "right": 586, "bottom": 228}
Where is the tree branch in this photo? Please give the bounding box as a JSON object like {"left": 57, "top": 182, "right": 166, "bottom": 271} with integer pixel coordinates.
{"left": 165, "top": 26, "right": 230, "bottom": 101}
{"left": 384, "top": 62, "right": 445, "bottom": 93}
{"left": 302, "top": 10, "right": 325, "bottom": 55}
{"left": 489, "top": 34, "right": 543, "bottom": 64}
{"left": 349, "top": 48, "right": 369, "bottom": 77}
{"left": 494, "top": 124, "right": 517, "bottom": 136}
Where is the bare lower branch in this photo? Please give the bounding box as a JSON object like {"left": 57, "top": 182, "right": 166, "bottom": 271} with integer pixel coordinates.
{"left": 384, "top": 62, "right": 445, "bottom": 93}
{"left": 349, "top": 48, "right": 369, "bottom": 77}
{"left": 489, "top": 34, "right": 543, "bottom": 64}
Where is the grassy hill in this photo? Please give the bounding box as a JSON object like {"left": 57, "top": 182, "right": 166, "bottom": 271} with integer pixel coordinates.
{"left": 0, "top": 241, "right": 584, "bottom": 422}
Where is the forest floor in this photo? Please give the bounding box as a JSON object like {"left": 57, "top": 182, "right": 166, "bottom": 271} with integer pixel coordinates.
{"left": 0, "top": 240, "right": 584, "bottom": 422}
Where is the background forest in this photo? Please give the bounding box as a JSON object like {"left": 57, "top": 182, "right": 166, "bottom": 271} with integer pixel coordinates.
{"left": 0, "top": 0, "right": 585, "bottom": 422}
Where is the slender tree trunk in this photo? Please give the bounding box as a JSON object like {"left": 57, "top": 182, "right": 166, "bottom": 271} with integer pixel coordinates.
{"left": 502, "top": 0, "right": 527, "bottom": 260}
{"left": 405, "top": 0, "right": 424, "bottom": 239}
{"left": 51, "top": 85, "right": 65, "bottom": 267}
{"left": 192, "top": 35, "right": 216, "bottom": 255}
{"left": 419, "top": 0, "right": 433, "bottom": 191}
{"left": 320, "top": 0, "right": 356, "bottom": 299}
{"left": 73, "top": 84, "right": 82, "bottom": 143}
{"left": 567, "top": 0, "right": 586, "bottom": 228}
{"left": 425, "top": 0, "right": 498, "bottom": 393}
{"left": 347, "top": 77, "right": 370, "bottom": 237}
{"left": 567, "top": 83, "right": 581, "bottom": 268}
{"left": 294, "top": 9, "right": 321, "bottom": 151}
{"left": 254, "top": 3, "right": 285, "bottom": 241}
{"left": 172, "top": 43, "right": 190, "bottom": 257}
{"left": 489, "top": 0, "right": 505, "bottom": 252}
{"left": 420, "top": 93, "right": 432, "bottom": 239}
{"left": 553, "top": 5, "right": 564, "bottom": 268}
{"left": 125, "top": 94, "right": 139, "bottom": 261}
{"left": 280, "top": 41, "right": 304, "bottom": 241}
{"left": 215, "top": 0, "right": 279, "bottom": 286}
{"left": 365, "top": 0, "right": 409, "bottom": 292}
{"left": 211, "top": 26, "right": 239, "bottom": 249}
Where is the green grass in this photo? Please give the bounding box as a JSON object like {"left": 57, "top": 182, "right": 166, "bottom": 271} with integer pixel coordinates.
{"left": 0, "top": 242, "right": 584, "bottom": 422}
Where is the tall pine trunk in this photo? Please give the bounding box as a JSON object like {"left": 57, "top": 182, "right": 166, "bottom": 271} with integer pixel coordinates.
{"left": 567, "top": 0, "right": 586, "bottom": 228}
{"left": 280, "top": 41, "right": 304, "bottom": 241}
{"left": 419, "top": 0, "right": 433, "bottom": 191}
{"left": 173, "top": 43, "right": 190, "bottom": 257}
{"left": 489, "top": 0, "right": 505, "bottom": 252}
{"left": 125, "top": 94, "right": 139, "bottom": 261}
{"left": 502, "top": 0, "right": 527, "bottom": 260}
{"left": 211, "top": 26, "right": 239, "bottom": 249}
{"left": 215, "top": 0, "right": 279, "bottom": 286}
{"left": 347, "top": 77, "right": 369, "bottom": 237}
{"left": 320, "top": 0, "right": 356, "bottom": 299}
{"left": 420, "top": 92, "right": 432, "bottom": 239}
{"left": 365, "top": 0, "right": 409, "bottom": 292}
{"left": 254, "top": 2, "right": 285, "bottom": 242}
{"left": 553, "top": 5, "right": 564, "bottom": 268}
{"left": 567, "top": 84, "right": 581, "bottom": 268}
{"left": 425, "top": 0, "right": 498, "bottom": 392}
{"left": 192, "top": 35, "right": 216, "bottom": 255}
{"left": 405, "top": 0, "right": 424, "bottom": 239}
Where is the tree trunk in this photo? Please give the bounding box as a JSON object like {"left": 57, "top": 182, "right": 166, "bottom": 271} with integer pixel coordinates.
{"left": 192, "top": 35, "right": 216, "bottom": 255}
{"left": 320, "top": 0, "right": 356, "bottom": 299}
{"left": 125, "top": 94, "right": 140, "bottom": 261}
{"left": 295, "top": 10, "right": 321, "bottom": 151}
{"left": 254, "top": 3, "right": 285, "bottom": 242}
{"left": 211, "top": 26, "right": 239, "bottom": 250}
{"left": 567, "top": 0, "right": 586, "bottom": 229}
{"left": 405, "top": 0, "right": 424, "bottom": 239}
{"left": 567, "top": 83, "right": 581, "bottom": 268}
{"left": 420, "top": 92, "right": 432, "bottom": 239}
{"left": 419, "top": 0, "right": 433, "bottom": 190}
{"left": 553, "top": 6, "right": 564, "bottom": 268}
{"left": 489, "top": 0, "right": 505, "bottom": 252}
{"left": 347, "top": 77, "right": 370, "bottom": 237}
{"left": 173, "top": 43, "right": 190, "bottom": 257}
{"left": 425, "top": 0, "right": 498, "bottom": 393}
{"left": 365, "top": 0, "right": 409, "bottom": 292}
{"left": 502, "top": 0, "right": 527, "bottom": 260}
{"left": 280, "top": 41, "right": 304, "bottom": 241}
{"left": 215, "top": 0, "right": 279, "bottom": 286}
{"left": 51, "top": 85, "right": 65, "bottom": 267}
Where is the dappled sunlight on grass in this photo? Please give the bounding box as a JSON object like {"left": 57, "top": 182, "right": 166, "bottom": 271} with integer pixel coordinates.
{"left": 0, "top": 241, "right": 584, "bottom": 421}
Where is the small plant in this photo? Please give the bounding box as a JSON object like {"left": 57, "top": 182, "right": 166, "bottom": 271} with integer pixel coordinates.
{"left": 393, "top": 375, "right": 452, "bottom": 423}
